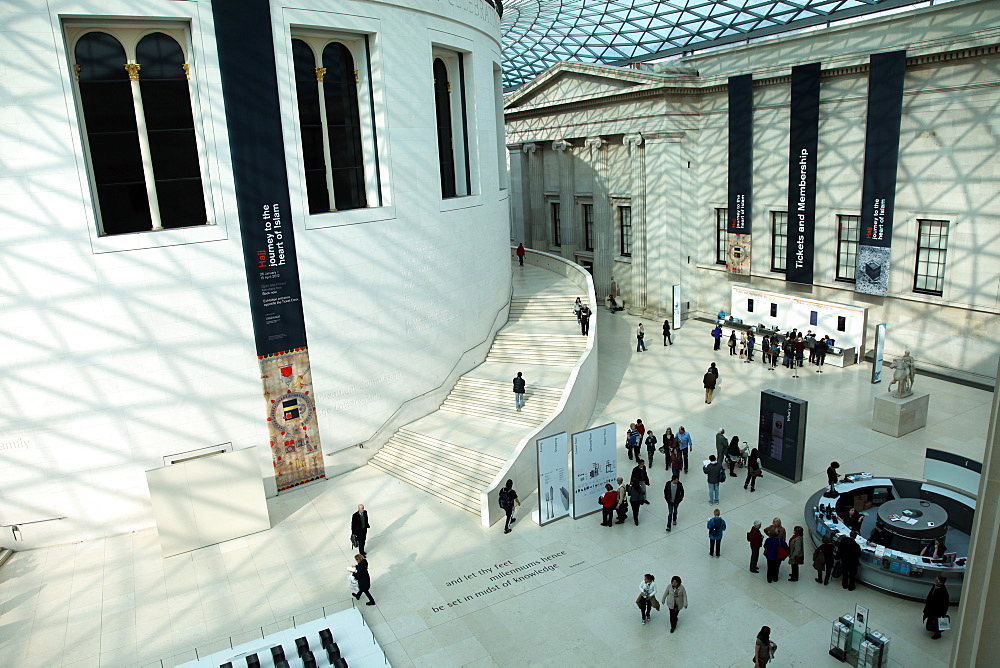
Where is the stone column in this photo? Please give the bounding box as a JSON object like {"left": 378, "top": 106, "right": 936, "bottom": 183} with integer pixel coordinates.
{"left": 643, "top": 132, "right": 686, "bottom": 316}
{"left": 585, "top": 136, "right": 612, "bottom": 298}
{"left": 507, "top": 143, "right": 528, "bottom": 244}
{"left": 950, "top": 358, "right": 1000, "bottom": 665}
{"left": 523, "top": 142, "right": 545, "bottom": 249}
{"left": 623, "top": 134, "right": 647, "bottom": 314}
{"left": 553, "top": 140, "right": 576, "bottom": 258}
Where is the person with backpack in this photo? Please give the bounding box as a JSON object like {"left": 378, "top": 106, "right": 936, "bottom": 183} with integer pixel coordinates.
{"left": 707, "top": 508, "right": 726, "bottom": 557}
{"left": 499, "top": 479, "right": 520, "bottom": 534}
{"left": 645, "top": 429, "right": 658, "bottom": 465}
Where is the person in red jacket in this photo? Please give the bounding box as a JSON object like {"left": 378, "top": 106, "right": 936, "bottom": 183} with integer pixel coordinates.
{"left": 515, "top": 242, "right": 525, "bottom": 266}
{"left": 746, "top": 520, "right": 763, "bottom": 573}
{"left": 599, "top": 484, "right": 617, "bottom": 527}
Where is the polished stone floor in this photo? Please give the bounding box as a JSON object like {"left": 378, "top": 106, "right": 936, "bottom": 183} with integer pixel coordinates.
{"left": 0, "top": 273, "right": 991, "bottom": 667}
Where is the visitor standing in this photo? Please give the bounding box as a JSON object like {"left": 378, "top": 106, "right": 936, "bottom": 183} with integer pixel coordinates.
{"left": 922, "top": 576, "right": 950, "bottom": 640}
{"left": 813, "top": 535, "right": 836, "bottom": 584}
{"left": 351, "top": 504, "right": 370, "bottom": 557}
{"left": 636, "top": 323, "right": 647, "bottom": 352}
{"left": 815, "top": 336, "right": 828, "bottom": 371}
{"left": 661, "top": 576, "right": 688, "bottom": 633}
{"left": 599, "top": 484, "right": 617, "bottom": 527}
{"left": 746, "top": 520, "right": 763, "bottom": 573}
{"left": 712, "top": 324, "right": 723, "bottom": 350}
{"left": 763, "top": 527, "right": 786, "bottom": 583}
{"left": 663, "top": 475, "right": 684, "bottom": 532}
{"left": 707, "top": 508, "right": 726, "bottom": 557}
{"left": 788, "top": 526, "right": 804, "bottom": 581}
{"left": 615, "top": 477, "right": 629, "bottom": 524}
{"left": 515, "top": 242, "right": 525, "bottom": 266}
{"left": 715, "top": 428, "right": 728, "bottom": 464}
{"left": 677, "top": 426, "right": 692, "bottom": 473}
{"left": 499, "top": 479, "right": 520, "bottom": 534}
{"left": 746, "top": 332, "right": 756, "bottom": 361}
{"left": 795, "top": 335, "right": 805, "bottom": 367}
{"left": 663, "top": 318, "right": 672, "bottom": 345}
{"left": 704, "top": 455, "right": 725, "bottom": 505}
{"left": 625, "top": 423, "right": 640, "bottom": 461}
{"left": 744, "top": 448, "right": 762, "bottom": 491}
{"left": 827, "top": 461, "right": 840, "bottom": 493}
{"left": 839, "top": 531, "right": 862, "bottom": 590}
{"left": 512, "top": 372, "right": 526, "bottom": 411}
{"left": 753, "top": 626, "right": 776, "bottom": 667}
{"left": 726, "top": 436, "right": 741, "bottom": 477}
{"left": 728, "top": 331, "right": 737, "bottom": 355}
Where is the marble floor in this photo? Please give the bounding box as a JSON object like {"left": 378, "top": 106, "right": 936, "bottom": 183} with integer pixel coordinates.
{"left": 0, "top": 279, "right": 991, "bottom": 667}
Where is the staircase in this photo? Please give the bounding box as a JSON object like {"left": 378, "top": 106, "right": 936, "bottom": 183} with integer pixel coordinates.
{"left": 440, "top": 377, "right": 563, "bottom": 428}
{"left": 509, "top": 295, "right": 580, "bottom": 322}
{"left": 369, "top": 430, "right": 506, "bottom": 512}
{"left": 484, "top": 332, "right": 586, "bottom": 367}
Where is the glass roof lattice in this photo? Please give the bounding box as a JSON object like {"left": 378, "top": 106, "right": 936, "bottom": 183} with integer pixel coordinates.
{"left": 500, "top": 0, "right": 933, "bottom": 91}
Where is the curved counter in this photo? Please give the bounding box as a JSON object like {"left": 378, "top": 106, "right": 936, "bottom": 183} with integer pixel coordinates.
{"left": 804, "top": 477, "right": 969, "bottom": 602}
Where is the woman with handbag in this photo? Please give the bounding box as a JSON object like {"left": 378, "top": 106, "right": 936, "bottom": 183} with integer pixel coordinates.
{"left": 349, "top": 554, "right": 376, "bottom": 605}
{"left": 753, "top": 626, "right": 777, "bottom": 667}
{"left": 763, "top": 527, "right": 789, "bottom": 583}
{"left": 922, "top": 576, "right": 950, "bottom": 639}
{"left": 744, "top": 448, "right": 762, "bottom": 491}
{"left": 636, "top": 573, "right": 658, "bottom": 624}
{"left": 788, "top": 526, "right": 805, "bottom": 581}
{"left": 661, "top": 575, "right": 688, "bottom": 633}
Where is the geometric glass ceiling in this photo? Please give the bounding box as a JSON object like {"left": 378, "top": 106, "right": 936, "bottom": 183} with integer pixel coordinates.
{"left": 500, "top": 0, "right": 933, "bottom": 91}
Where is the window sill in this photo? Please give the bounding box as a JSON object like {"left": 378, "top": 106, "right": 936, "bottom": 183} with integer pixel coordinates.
{"left": 440, "top": 195, "right": 483, "bottom": 212}
{"left": 91, "top": 223, "right": 227, "bottom": 254}
{"left": 304, "top": 206, "right": 397, "bottom": 230}
{"left": 616, "top": 255, "right": 633, "bottom": 263}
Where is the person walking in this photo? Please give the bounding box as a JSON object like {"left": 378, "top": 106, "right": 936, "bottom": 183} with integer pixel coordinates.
{"left": 753, "top": 626, "right": 776, "bottom": 667}
{"left": 704, "top": 455, "right": 725, "bottom": 505}
{"left": 599, "top": 483, "right": 617, "bottom": 527}
{"left": 615, "top": 477, "right": 629, "bottom": 524}
{"left": 726, "top": 436, "right": 741, "bottom": 477}
{"left": 661, "top": 427, "right": 675, "bottom": 471}
{"left": 636, "top": 323, "right": 647, "bottom": 352}
{"left": 744, "top": 448, "right": 762, "bottom": 491}
{"left": 668, "top": 443, "right": 683, "bottom": 478}
{"left": 663, "top": 318, "right": 672, "bottom": 345}
{"left": 635, "top": 418, "right": 646, "bottom": 440}
{"left": 636, "top": 574, "right": 658, "bottom": 625}
{"left": 663, "top": 475, "right": 684, "bottom": 532}
{"left": 712, "top": 324, "right": 723, "bottom": 350}
{"left": 625, "top": 423, "right": 640, "bottom": 461}
{"left": 728, "top": 331, "right": 737, "bottom": 355}
{"left": 715, "top": 428, "right": 728, "bottom": 464}
{"left": 515, "top": 242, "right": 525, "bottom": 266}
{"left": 922, "top": 576, "right": 950, "bottom": 640}
{"left": 747, "top": 520, "right": 763, "bottom": 573}
{"left": 645, "top": 429, "right": 658, "bottom": 465}
{"left": 628, "top": 473, "right": 647, "bottom": 526}
{"left": 661, "top": 576, "right": 688, "bottom": 633}
{"left": 814, "top": 535, "right": 836, "bottom": 584}
{"left": 350, "top": 554, "right": 376, "bottom": 605}
{"left": 579, "top": 304, "right": 591, "bottom": 336}
{"left": 788, "top": 526, "right": 805, "bottom": 581}
{"left": 677, "top": 426, "right": 692, "bottom": 473}
{"left": 707, "top": 508, "right": 726, "bottom": 557}
{"left": 839, "top": 531, "right": 862, "bottom": 590}
{"left": 351, "top": 504, "right": 370, "bottom": 557}
{"left": 512, "top": 372, "right": 526, "bottom": 411}
{"left": 499, "top": 479, "right": 520, "bottom": 534}
{"left": 574, "top": 297, "right": 582, "bottom": 324}
{"left": 631, "top": 459, "right": 650, "bottom": 497}
{"left": 763, "top": 527, "right": 787, "bottom": 583}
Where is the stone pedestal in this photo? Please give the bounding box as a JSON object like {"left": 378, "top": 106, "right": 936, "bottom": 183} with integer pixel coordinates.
{"left": 872, "top": 391, "right": 929, "bottom": 437}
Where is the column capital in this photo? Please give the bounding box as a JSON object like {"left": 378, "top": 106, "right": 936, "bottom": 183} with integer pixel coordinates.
{"left": 623, "top": 133, "right": 643, "bottom": 148}
{"left": 552, "top": 139, "right": 573, "bottom": 152}
{"left": 584, "top": 136, "right": 607, "bottom": 151}
{"left": 522, "top": 142, "right": 537, "bottom": 154}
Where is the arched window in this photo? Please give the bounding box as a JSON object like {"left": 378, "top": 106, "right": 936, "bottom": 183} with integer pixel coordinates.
{"left": 73, "top": 30, "right": 207, "bottom": 236}
{"left": 433, "top": 58, "right": 457, "bottom": 199}
{"left": 292, "top": 37, "right": 369, "bottom": 214}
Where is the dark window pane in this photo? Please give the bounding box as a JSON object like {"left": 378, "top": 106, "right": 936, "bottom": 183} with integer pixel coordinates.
{"left": 96, "top": 183, "right": 152, "bottom": 234}
{"left": 136, "top": 33, "right": 187, "bottom": 80}
{"left": 147, "top": 129, "right": 200, "bottom": 180}
{"left": 434, "top": 58, "right": 456, "bottom": 199}
{"left": 293, "top": 39, "right": 328, "bottom": 214}
{"left": 323, "top": 42, "right": 366, "bottom": 210}
{"left": 155, "top": 179, "right": 208, "bottom": 228}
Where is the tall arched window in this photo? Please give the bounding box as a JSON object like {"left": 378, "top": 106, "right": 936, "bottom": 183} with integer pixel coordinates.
{"left": 433, "top": 58, "right": 457, "bottom": 199}
{"left": 73, "top": 30, "right": 207, "bottom": 236}
{"left": 292, "top": 37, "right": 369, "bottom": 214}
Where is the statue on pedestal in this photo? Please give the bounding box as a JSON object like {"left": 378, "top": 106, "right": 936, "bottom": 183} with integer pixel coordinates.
{"left": 888, "top": 350, "right": 916, "bottom": 398}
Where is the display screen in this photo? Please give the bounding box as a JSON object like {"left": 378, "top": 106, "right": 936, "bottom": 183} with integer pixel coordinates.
{"left": 758, "top": 390, "right": 807, "bottom": 482}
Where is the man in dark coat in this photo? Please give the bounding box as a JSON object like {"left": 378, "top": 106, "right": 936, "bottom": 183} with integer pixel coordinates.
{"left": 923, "top": 577, "right": 950, "bottom": 639}
{"left": 703, "top": 369, "right": 718, "bottom": 404}
{"left": 663, "top": 475, "right": 684, "bottom": 532}
{"left": 746, "top": 520, "right": 763, "bottom": 573}
{"left": 512, "top": 371, "right": 526, "bottom": 411}
{"left": 839, "top": 531, "right": 862, "bottom": 591}
{"left": 579, "top": 305, "right": 591, "bottom": 336}
{"left": 351, "top": 504, "right": 370, "bottom": 556}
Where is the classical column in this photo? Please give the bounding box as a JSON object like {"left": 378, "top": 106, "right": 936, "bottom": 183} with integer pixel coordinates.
{"left": 624, "top": 134, "right": 647, "bottom": 313}
{"left": 643, "top": 132, "right": 686, "bottom": 316}
{"left": 585, "top": 136, "right": 612, "bottom": 298}
{"left": 553, "top": 140, "right": 576, "bottom": 258}
{"left": 950, "top": 358, "right": 1000, "bottom": 665}
{"left": 523, "top": 142, "right": 545, "bottom": 249}
{"left": 508, "top": 144, "right": 529, "bottom": 245}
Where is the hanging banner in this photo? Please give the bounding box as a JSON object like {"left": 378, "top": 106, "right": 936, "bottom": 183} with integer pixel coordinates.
{"left": 536, "top": 432, "right": 570, "bottom": 525}
{"left": 872, "top": 323, "right": 887, "bottom": 383}
{"left": 856, "top": 50, "right": 906, "bottom": 296}
{"left": 727, "top": 74, "right": 753, "bottom": 276}
{"left": 213, "top": 0, "right": 324, "bottom": 490}
{"left": 785, "top": 63, "right": 821, "bottom": 285}
{"left": 570, "top": 423, "right": 617, "bottom": 519}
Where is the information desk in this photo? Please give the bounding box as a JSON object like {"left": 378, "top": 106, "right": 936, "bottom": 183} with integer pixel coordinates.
{"left": 805, "top": 479, "right": 966, "bottom": 602}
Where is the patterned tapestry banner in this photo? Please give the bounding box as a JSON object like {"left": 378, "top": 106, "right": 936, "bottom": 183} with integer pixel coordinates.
{"left": 727, "top": 74, "right": 753, "bottom": 276}
{"left": 785, "top": 63, "right": 821, "bottom": 285}
{"left": 214, "top": 0, "right": 324, "bottom": 489}
{"left": 856, "top": 50, "right": 906, "bottom": 296}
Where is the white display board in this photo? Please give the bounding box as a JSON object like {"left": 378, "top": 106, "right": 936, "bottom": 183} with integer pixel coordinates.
{"left": 730, "top": 286, "right": 867, "bottom": 360}
{"left": 146, "top": 447, "right": 271, "bottom": 557}
{"left": 570, "top": 423, "right": 617, "bottom": 519}
{"left": 537, "top": 432, "right": 571, "bottom": 525}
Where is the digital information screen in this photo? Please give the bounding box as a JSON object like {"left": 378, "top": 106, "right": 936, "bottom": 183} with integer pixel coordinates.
{"left": 758, "top": 390, "right": 808, "bottom": 482}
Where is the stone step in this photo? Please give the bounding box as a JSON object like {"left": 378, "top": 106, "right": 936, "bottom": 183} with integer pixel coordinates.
{"left": 449, "top": 387, "right": 563, "bottom": 405}
{"left": 368, "top": 459, "right": 479, "bottom": 513}
{"left": 485, "top": 354, "right": 580, "bottom": 367}
{"left": 395, "top": 429, "right": 506, "bottom": 468}
{"left": 439, "top": 404, "right": 547, "bottom": 428}
{"left": 372, "top": 447, "right": 492, "bottom": 492}
{"left": 382, "top": 442, "right": 499, "bottom": 486}
{"left": 454, "top": 377, "right": 564, "bottom": 395}
{"left": 440, "top": 398, "right": 557, "bottom": 420}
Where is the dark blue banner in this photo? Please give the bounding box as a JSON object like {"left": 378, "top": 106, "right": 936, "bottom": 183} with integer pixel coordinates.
{"left": 727, "top": 74, "right": 753, "bottom": 276}
{"left": 785, "top": 63, "right": 821, "bottom": 285}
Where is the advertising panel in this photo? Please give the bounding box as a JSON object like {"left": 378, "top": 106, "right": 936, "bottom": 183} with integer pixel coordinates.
{"left": 571, "top": 423, "right": 617, "bottom": 519}
{"left": 785, "top": 63, "right": 821, "bottom": 285}
{"left": 727, "top": 73, "right": 754, "bottom": 276}
{"left": 758, "top": 390, "right": 807, "bottom": 483}
{"left": 536, "top": 433, "right": 570, "bottom": 525}
{"left": 856, "top": 51, "right": 907, "bottom": 296}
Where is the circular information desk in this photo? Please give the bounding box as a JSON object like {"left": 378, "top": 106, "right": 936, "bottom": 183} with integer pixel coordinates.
{"left": 877, "top": 498, "right": 948, "bottom": 542}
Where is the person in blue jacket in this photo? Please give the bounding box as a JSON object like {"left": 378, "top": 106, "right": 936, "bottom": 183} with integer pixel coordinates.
{"left": 707, "top": 508, "right": 727, "bottom": 557}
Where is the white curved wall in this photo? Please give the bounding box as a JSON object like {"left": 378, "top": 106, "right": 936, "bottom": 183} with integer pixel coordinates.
{"left": 0, "top": 0, "right": 510, "bottom": 548}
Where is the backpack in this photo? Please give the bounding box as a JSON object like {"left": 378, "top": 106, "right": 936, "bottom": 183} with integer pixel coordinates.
{"left": 498, "top": 488, "right": 511, "bottom": 509}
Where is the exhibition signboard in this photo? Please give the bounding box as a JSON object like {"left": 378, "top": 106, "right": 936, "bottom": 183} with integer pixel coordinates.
{"left": 785, "top": 62, "right": 821, "bottom": 286}
{"left": 727, "top": 73, "right": 753, "bottom": 276}
{"left": 570, "top": 423, "right": 617, "bottom": 519}
{"left": 856, "top": 51, "right": 907, "bottom": 296}
{"left": 758, "top": 390, "right": 807, "bottom": 483}
{"left": 536, "top": 432, "right": 570, "bottom": 525}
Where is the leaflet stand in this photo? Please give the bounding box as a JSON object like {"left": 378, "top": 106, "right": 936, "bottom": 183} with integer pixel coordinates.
{"left": 829, "top": 612, "right": 890, "bottom": 667}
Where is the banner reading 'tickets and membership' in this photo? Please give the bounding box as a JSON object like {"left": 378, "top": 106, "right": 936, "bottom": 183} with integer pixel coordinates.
{"left": 785, "top": 63, "right": 821, "bottom": 285}
{"left": 727, "top": 74, "right": 753, "bottom": 276}
{"left": 214, "top": 0, "right": 324, "bottom": 490}
{"left": 856, "top": 50, "right": 906, "bottom": 296}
